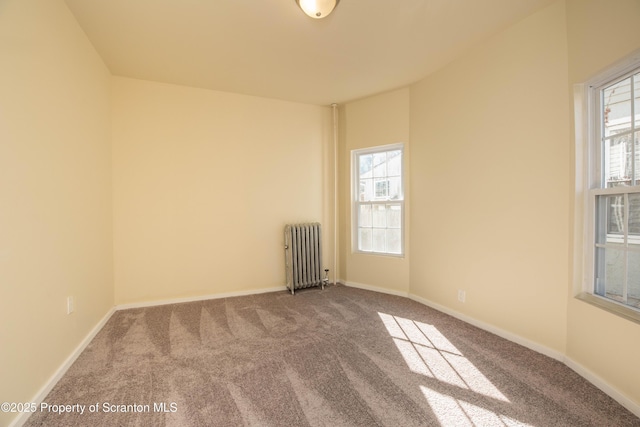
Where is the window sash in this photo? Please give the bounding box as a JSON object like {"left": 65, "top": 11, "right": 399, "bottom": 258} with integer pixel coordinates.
{"left": 594, "top": 68, "right": 640, "bottom": 189}
{"left": 355, "top": 201, "right": 404, "bottom": 255}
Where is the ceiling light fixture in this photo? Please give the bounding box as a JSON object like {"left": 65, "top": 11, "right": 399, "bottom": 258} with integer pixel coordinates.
{"left": 295, "top": 0, "right": 339, "bottom": 19}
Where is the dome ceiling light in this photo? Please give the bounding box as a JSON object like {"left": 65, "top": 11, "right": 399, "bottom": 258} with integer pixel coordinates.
{"left": 295, "top": 0, "right": 340, "bottom": 19}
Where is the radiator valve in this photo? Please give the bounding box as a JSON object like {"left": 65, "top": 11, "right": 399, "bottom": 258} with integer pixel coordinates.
{"left": 323, "top": 269, "right": 329, "bottom": 289}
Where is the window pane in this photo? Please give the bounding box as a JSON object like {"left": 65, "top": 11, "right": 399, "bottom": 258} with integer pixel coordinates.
{"left": 359, "top": 204, "right": 372, "bottom": 227}
{"left": 387, "top": 150, "right": 402, "bottom": 176}
{"left": 635, "top": 132, "right": 640, "bottom": 185}
{"left": 595, "top": 247, "right": 625, "bottom": 301}
{"left": 374, "top": 179, "right": 389, "bottom": 198}
{"left": 386, "top": 229, "right": 401, "bottom": 254}
{"left": 608, "top": 195, "right": 626, "bottom": 235}
{"left": 594, "top": 247, "right": 606, "bottom": 295}
{"left": 372, "top": 229, "right": 385, "bottom": 252}
{"left": 387, "top": 176, "right": 401, "bottom": 199}
{"left": 359, "top": 228, "right": 372, "bottom": 252}
{"left": 372, "top": 204, "right": 386, "bottom": 227}
{"left": 629, "top": 193, "right": 640, "bottom": 238}
{"left": 387, "top": 204, "right": 402, "bottom": 228}
{"left": 359, "top": 179, "right": 373, "bottom": 201}
{"left": 628, "top": 251, "right": 640, "bottom": 305}
{"left": 603, "top": 77, "right": 632, "bottom": 138}
{"left": 596, "top": 195, "right": 625, "bottom": 244}
{"left": 359, "top": 154, "right": 373, "bottom": 178}
{"left": 373, "top": 152, "right": 387, "bottom": 177}
{"left": 605, "top": 134, "right": 632, "bottom": 187}
{"left": 635, "top": 73, "right": 640, "bottom": 128}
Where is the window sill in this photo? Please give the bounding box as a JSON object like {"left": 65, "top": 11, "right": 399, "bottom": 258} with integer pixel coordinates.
{"left": 576, "top": 292, "right": 640, "bottom": 325}
{"left": 353, "top": 250, "right": 405, "bottom": 259}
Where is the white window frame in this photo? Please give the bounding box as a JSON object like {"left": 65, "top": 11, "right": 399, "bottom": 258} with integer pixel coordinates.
{"left": 352, "top": 143, "right": 404, "bottom": 257}
{"left": 575, "top": 49, "right": 640, "bottom": 323}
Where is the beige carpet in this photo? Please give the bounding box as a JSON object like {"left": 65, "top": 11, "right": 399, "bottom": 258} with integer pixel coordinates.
{"left": 25, "top": 285, "right": 639, "bottom": 426}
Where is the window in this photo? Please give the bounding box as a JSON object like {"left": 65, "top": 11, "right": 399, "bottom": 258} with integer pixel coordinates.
{"left": 352, "top": 144, "right": 404, "bottom": 256}
{"left": 580, "top": 54, "right": 640, "bottom": 314}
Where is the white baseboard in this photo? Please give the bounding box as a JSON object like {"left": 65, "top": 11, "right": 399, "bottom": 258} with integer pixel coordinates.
{"left": 116, "top": 286, "right": 288, "bottom": 311}
{"left": 564, "top": 357, "right": 640, "bottom": 418}
{"left": 342, "top": 280, "right": 410, "bottom": 298}
{"left": 9, "top": 307, "right": 116, "bottom": 427}
{"left": 407, "top": 293, "right": 565, "bottom": 362}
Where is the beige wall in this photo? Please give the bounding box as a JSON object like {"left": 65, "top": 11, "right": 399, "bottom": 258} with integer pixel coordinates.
{"left": 339, "top": 89, "right": 411, "bottom": 294}
{"left": 2, "top": 0, "right": 639, "bottom": 422}
{"left": 409, "top": 1, "right": 570, "bottom": 353}
{"left": 112, "top": 77, "right": 333, "bottom": 304}
{"left": 566, "top": 0, "right": 640, "bottom": 408}
{"left": 0, "top": 0, "right": 113, "bottom": 425}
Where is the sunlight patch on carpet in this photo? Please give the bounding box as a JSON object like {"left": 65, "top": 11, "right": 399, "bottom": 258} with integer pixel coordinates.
{"left": 420, "top": 386, "right": 534, "bottom": 427}
{"left": 378, "top": 312, "right": 508, "bottom": 402}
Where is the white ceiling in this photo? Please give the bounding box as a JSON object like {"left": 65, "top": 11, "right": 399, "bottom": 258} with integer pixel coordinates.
{"left": 64, "top": 0, "right": 555, "bottom": 106}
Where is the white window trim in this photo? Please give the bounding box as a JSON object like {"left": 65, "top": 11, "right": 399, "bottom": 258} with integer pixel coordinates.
{"left": 351, "top": 143, "right": 405, "bottom": 257}
{"left": 574, "top": 49, "right": 640, "bottom": 324}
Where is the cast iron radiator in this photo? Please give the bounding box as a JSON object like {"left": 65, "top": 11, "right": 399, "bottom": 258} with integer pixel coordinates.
{"left": 284, "top": 223, "right": 327, "bottom": 295}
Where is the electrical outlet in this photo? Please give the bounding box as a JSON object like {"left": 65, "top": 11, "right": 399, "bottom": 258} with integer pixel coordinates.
{"left": 67, "top": 296, "right": 74, "bottom": 314}
{"left": 457, "top": 290, "right": 466, "bottom": 303}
